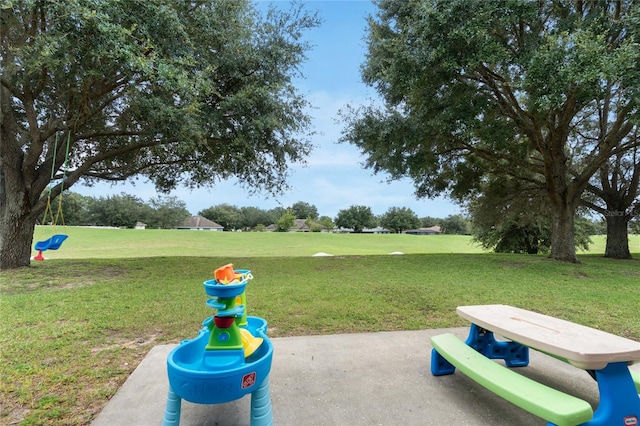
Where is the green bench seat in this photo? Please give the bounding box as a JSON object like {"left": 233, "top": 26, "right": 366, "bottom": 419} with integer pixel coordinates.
{"left": 431, "top": 333, "right": 594, "bottom": 426}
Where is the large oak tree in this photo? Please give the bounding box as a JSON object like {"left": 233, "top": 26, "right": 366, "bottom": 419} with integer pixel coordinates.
{"left": 341, "top": 0, "right": 640, "bottom": 262}
{"left": 1, "top": 0, "right": 319, "bottom": 269}
{"left": 583, "top": 141, "right": 640, "bottom": 258}
{"left": 335, "top": 205, "right": 377, "bottom": 233}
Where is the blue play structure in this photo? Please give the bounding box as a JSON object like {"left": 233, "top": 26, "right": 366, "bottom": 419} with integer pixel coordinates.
{"left": 33, "top": 234, "right": 68, "bottom": 261}
{"left": 162, "top": 265, "right": 274, "bottom": 426}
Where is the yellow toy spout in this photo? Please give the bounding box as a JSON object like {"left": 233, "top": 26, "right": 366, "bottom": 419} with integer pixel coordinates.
{"left": 240, "top": 328, "right": 263, "bottom": 357}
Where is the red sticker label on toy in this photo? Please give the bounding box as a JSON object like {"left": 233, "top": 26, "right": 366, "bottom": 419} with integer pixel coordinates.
{"left": 624, "top": 416, "right": 638, "bottom": 426}
{"left": 242, "top": 372, "right": 256, "bottom": 389}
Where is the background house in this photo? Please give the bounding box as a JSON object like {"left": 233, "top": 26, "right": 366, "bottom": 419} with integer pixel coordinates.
{"left": 289, "top": 219, "right": 311, "bottom": 232}
{"left": 404, "top": 226, "right": 441, "bottom": 235}
{"left": 265, "top": 219, "right": 329, "bottom": 232}
{"left": 176, "top": 216, "right": 224, "bottom": 231}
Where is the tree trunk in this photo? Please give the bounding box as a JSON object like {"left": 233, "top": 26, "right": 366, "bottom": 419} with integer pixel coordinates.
{"left": 0, "top": 201, "right": 38, "bottom": 270}
{"left": 2, "top": 83, "right": 40, "bottom": 269}
{"left": 604, "top": 212, "right": 631, "bottom": 259}
{"left": 0, "top": 159, "right": 41, "bottom": 269}
{"left": 549, "top": 202, "right": 578, "bottom": 263}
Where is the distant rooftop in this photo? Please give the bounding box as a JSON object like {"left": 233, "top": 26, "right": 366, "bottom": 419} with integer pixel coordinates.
{"left": 176, "top": 216, "right": 223, "bottom": 230}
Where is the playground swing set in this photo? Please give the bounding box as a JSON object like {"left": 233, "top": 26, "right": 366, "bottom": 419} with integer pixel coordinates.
{"left": 33, "top": 133, "right": 70, "bottom": 261}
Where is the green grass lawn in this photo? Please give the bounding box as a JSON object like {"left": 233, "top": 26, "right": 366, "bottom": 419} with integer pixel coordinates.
{"left": 30, "top": 226, "right": 640, "bottom": 259}
{"left": 31, "top": 226, "right": 489, "bottom": 258}
{"left": 1, "top": 228, "right": 639, "bottom": 425}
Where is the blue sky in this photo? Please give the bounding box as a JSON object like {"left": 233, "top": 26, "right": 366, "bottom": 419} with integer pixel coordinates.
{"left": 74, "top": 0, "right": 462, "bottom": 219}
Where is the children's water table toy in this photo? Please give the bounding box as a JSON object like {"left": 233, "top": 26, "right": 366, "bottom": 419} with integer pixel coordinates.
{"left": 162, "top": 264, "right": 274, "bottom": 426}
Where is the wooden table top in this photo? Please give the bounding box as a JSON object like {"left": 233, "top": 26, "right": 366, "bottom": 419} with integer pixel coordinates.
{"left": 457, "top": 304, "right": 640, "bottom": 370}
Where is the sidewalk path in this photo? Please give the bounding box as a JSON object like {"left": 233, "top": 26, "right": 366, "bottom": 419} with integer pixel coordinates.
{"left": 92, "top": 327, "right": 637, "bottom": 425}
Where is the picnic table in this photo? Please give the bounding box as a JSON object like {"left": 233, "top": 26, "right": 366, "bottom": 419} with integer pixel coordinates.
{"left": 430, "top": 304, "right": 640, "bottom": 426}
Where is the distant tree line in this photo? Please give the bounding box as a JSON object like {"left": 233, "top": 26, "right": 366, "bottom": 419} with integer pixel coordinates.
{"left": 42, "top": 194, "right": 472, "bottom": 233}
{"left": 47, "top": 193, "right": 626, "bottom": 256}
{"left": 39, "top": 192, "right": 190, "bottom": 229}
{"left": 199, "top": 201, "right": 474, "bottom": 234}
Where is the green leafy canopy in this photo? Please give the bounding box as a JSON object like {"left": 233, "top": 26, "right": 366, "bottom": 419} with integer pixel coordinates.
{"left": 2, "top": 0, "right": 320, "bottom": 200}
{"left": 340, "top": 0, "right": 640, "bottom": 261}
{"left": 0, "top": 0, "right": 320, "bottom": 269}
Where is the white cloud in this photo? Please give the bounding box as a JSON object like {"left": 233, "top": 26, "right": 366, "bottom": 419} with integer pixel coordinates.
{"left": 299, "top": 148, "right": 362, "bottom": 168}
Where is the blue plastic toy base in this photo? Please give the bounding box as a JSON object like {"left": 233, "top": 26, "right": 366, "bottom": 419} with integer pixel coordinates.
{"left": 161, "top": 375, "right": 273, "bottom": 426}
{"left": 166, "top": 316, "right": 272, "bottom": 405}
{"left": 164, "top": 316, "right": 273, "bottom": 426}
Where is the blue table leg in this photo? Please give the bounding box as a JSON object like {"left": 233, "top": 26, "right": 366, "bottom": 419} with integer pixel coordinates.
{"left": 161, "top": 386, "right": 182, "bottom": 426}
{"left": 431, "top": 347, "right": 456, "bottom": 375}
{"left": 582, "top": 362, "right": 640, "bottom": 426}
{"left": 465, "top": 323, "right": 529, "bottom": 367}
{"left": 431, "top": 324, "right": 529, "bottom": 375}
{"left": 250, "top": 375, "right": 273, "bottom": 426}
